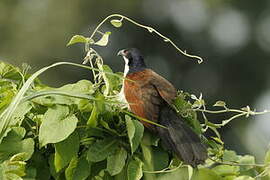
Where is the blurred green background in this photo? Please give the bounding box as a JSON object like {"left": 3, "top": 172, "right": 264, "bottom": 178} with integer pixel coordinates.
{"left": 1, "top": 0, "right": 270, "bottom": 161}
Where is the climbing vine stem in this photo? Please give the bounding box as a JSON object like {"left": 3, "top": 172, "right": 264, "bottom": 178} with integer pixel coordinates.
{"left": 88, "top": 14, "right": 203, "bottom": 64}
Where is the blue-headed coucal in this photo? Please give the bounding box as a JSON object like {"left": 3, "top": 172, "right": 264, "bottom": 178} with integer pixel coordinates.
{"left": 118, "top": 48, "right": 207, "bottom": 167}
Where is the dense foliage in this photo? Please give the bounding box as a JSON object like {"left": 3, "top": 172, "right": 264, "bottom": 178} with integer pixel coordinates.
{"left": 1, "top": 14, "right": 270, "bottom": 180}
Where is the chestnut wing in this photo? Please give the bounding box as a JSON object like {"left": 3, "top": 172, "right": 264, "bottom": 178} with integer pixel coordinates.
{"left": 149, "top": 70, "right": 177, "bottom": 105}
{"left": 140, "top": 70, "right": 177, "bottom": 123}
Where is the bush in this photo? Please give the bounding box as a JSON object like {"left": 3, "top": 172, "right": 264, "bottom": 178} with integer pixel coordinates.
{"left": 0, "top": 14, "right": 270, "bottom": 180}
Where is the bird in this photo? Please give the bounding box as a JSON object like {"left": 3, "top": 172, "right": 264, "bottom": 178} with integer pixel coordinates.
{"left": 117, "top": 48, "right": 207, "bottom": 167}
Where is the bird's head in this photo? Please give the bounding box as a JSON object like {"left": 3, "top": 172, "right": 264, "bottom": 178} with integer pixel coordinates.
{"left": 117, "top": 48, "right": 147, "bottom": 74}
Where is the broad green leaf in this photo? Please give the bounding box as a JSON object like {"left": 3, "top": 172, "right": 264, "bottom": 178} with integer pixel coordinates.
{"left": 212, "top": 165, "right": 239, "bottom": 176}
{"left": 223, "top": 150, "right": 240, "bottom": 162}
{"left": 125, "top": 116, "right": 144, "bottom": 153}
{"left": 30, "top": 152, "right": 50, "bottom": 180}
{"left": 0, "top": 127, "right": 34, "bottom": 162}
{"left": 0, "top": 62, "right": 85, "bottom": 144}
{"left": 78, "top": 99, "right": 93, "bottom": 112}
{"left": 67, "top": 35, "right": 90, "bottom": 46}
{"left": 32, "top": 80, "right": 94, "bottom": 106}
{"left": 87, "top": 92, "right": 105, "bottom": 128}
{"left": 89, "top": 160, "right": 107, "bottom": 179}
{"left": 110, "top": 19, "right": 123, "bottom": 28}
{"left": 87, "top": 138, "right": 118, "bottom": 162}
{"left": 140, "top": 133, "right": 166, "bottom": 179}
{"left": 239, "top": 155, "right": 255, "bottom": 171}
{"left": 94, "top": 32, "right": 111, "bottom": 46}
{"left": 10, "top": 101, "right": 32, "bottom": 126}
{"left": 97, "top": 64, "right": 118, "bottom": 96}
{"left": 107, "top": 147, "right": 127, "bottom": 176}
{"left": 0, "top": 61, "right": 22, "bottom": 81}
{"left": 54, "top": 132, "right": 80, "bottom": 172}
{"left": 87, "top": 103, "right": 98, "bottom": 128}
{"left": 24, "top": 166, "right": 36, "bottom": 180}
{"left": 141, "top": 131, "right": 160, "bottom": 147}
{"left": 93, "top": 169, "right": 114, "bottom": 180}
{"left": 0, "top": 153, "right": 27, "bottom": 180}
{"left": 0, "top": 81, "right": 17, "bottom": 112}
{"left": 157, "top": 167, "right": 189, "bottom": 180}
{"left": 127, "top": 157, "right": 143, "bottom": 180}
{"left": 264, "top": 149, "right": 270, "bottom": 164}
{"left": 234, "top": 176, "right": 254, "bottom": 180}
{"left": 65, "top": 157, "right": 78, "bottom": 180}
{"left": 39, "top": 105, "right": 78, "bottom": 147}
{"left": 192, "top": 168, "right": 221, "bottom": 180}
{"left": 152, "top": 148, "right": 169, "bottom": 171}
{"left": 48, "top": 154, "right": 58, "bottom": 180}
{"left": 140, "top": 142, "right": 156, "bottom": 180}
{"left": 173, "top": 93, "right": 201, "bottom": 134}
{"left": 222, "top": 176, "right": 237, "bottom": 180}
{"left": 115, "top": 166, "right": 127, "bottom": 180}
{"left": 71, "top": 155, "right": 91, "bottom": 180}
{"left": 0, "top": 101, "right": 31, "bottom": 143}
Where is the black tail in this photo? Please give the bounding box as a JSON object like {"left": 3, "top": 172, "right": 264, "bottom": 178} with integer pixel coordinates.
{"left": 156, "top": 105, "right": 207, "bottom": 167}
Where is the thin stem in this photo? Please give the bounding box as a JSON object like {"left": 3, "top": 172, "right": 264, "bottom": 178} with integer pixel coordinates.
{"left": 209, "top": 157, "right": 266, "bottom": 168}
{"left": 143, "top": 162, "right": 183, "bottom": 174}
{"left": 89, "top": 14, "right": 203, "bottom": 64}
{"left": 122, "top": 110, "right": 168, "bottom": 129}
{"left": 194, "top": 108, "right": 243, "bottom": 114}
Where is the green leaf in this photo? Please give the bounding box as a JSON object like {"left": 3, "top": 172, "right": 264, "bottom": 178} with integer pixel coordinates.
{"left": 54, "top": 132, "right": 80, "bottom": 172}
{"left": 78, "top": 99, "right": 93, "bottom": 112}
{"left": 65, "top": 157, "right": 78, "bottom": 180}
{"left": 0, "top": 62, "right": 86, "bottom": 144}
{"left": 0, "top": 127, "right": 34, "bottom": 162}
{"left": 30, "top": 152, "right": 50, "bottom": 180}
{"left": 39, "top": 105, "right": 78, "bottom": 147}
{"left": 69, "top": 155, "right": 91, "bottom": 180}
{"left": 212, "top": 165, "right": 239, "bottom": 176}
{"left": 10, "top": 101, "right": 32, "bottom": 127}
{"left": 94, "top": 32, "right": 111, "bottom": 46}
{"left": 0, "top": 81, "right": 17, "bottom": 112}
{"left": 87, "top": 103, "right": 98, "bottom": 128}
{"left": 107, "top": 147, "right": 127, "bottom": 176}
{"left": 48, "top": 154, "right": 58, "bottom": 179}
{"left": 264, "top": 149, "right": 270, "bottom": 164}
{"left": 213, "top": 101, "right": 226, "bottom": 107}
{"left": 0, "top": 153, "right": 27, "bottom": 180}
{"left": 97, "top": 64, "right": 119, "bottom": 96}
{"left": 67, "top": 35, "right": 90, "bottom": 46}
{"left": 0, "top": 101, "right": 32, "bottom": 144}
{"left": 0, "top": 61, "right": 23, "bottom": 81}
{"left": 234, "top": 176, "right": 254, "bottom": 180}
{"left": 32, "top": 80, "right": 94, "bottom": 106}
{"left": 87, "top": 92, "right": 105, "bottom": 128}
{"left": 127, "top": 157, "right": 143, "bottom": 180}
{"left": 152, "top": 148, "right": 169, "bottom": 171}
{"left": 140, "top": 132, "right": 168, "bottom": 180}
{"left": 239, "top": 155, "right": 255, "bottom": 171}
{"left": 110, "top": 19, "right": 123, "bottom": 28}
{"left": 24, "top": 166, "right": 37, "bottom": 180}
{"left": 87, "top": 138, "right": 118, "bottom": 162}
{"left": 223, "top": 150, "right": 240, "bottom": 162}
{"left": 192, "top": 168, "right": 221, "bottom": 180}
{"left": 125, "top": 116, "right": 144, "bottom": 153}
{"left": 173, "top": 92, "right": 201, "bottom": 134}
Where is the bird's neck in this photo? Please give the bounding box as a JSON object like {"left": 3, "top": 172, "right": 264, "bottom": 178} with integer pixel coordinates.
{"left": 123, "top": 57, "right": 146, "bottom": 77}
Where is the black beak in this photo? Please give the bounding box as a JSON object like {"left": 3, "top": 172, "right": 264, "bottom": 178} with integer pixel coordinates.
{"left": 117, "top": 49, "right": 125, "bottom": 56}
